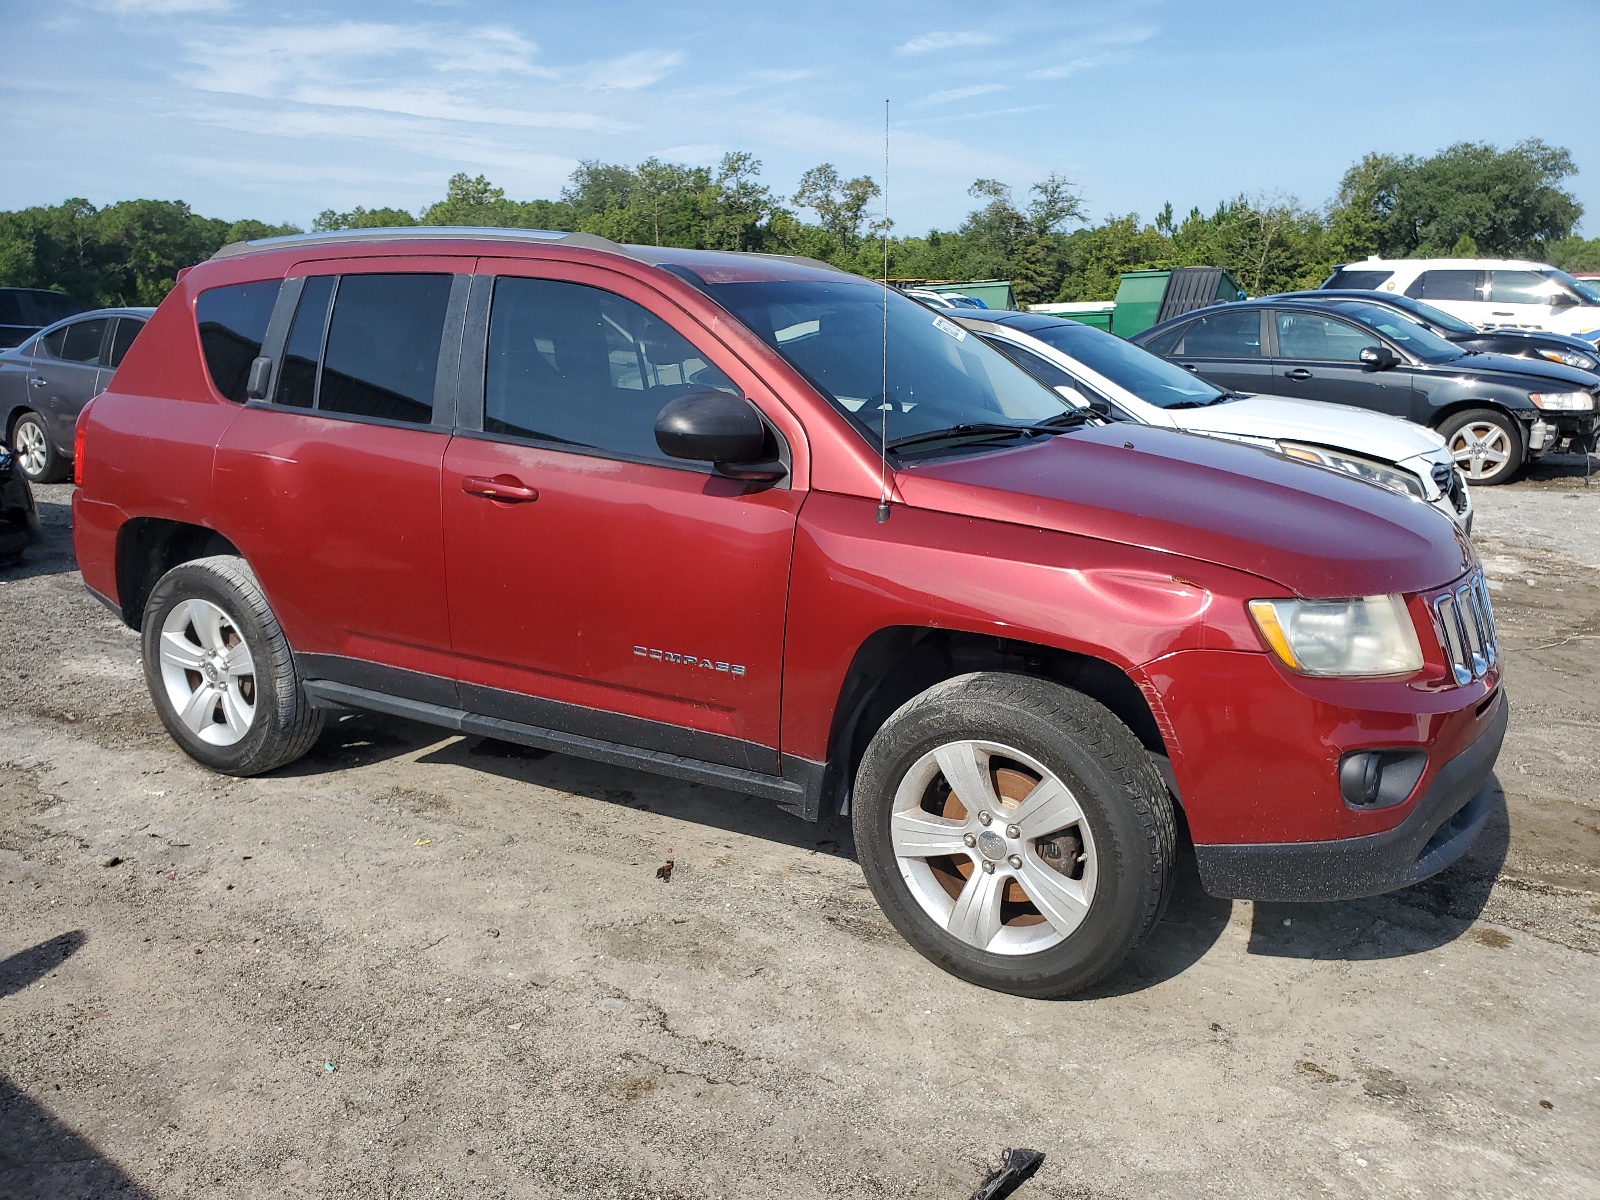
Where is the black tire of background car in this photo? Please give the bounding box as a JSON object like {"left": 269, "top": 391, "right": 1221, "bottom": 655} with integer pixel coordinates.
{"left": 10, "top": 412, "right": 68, "bottom": 484}
{"left": 852, "top": 672, "right": 1176, "bottom": 998}
{"left": 140, "top": 555, "right": 324, "bottom": 776}
{"left": 1436, "top": 407, "right": 1526, "bottom": 487}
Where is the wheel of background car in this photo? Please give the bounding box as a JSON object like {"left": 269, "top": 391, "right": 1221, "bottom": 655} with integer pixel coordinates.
{"left": 10, "top": 412, "right": 65, "bottom": 483}
{"left": 852, "top": 672, "right": 1175, "bottom": 998}
{"left": 1437, "top": 408, "right": 1524, "bottom": 486}
{"left": 140, "top": 555, "right": 323, "bottom": 776}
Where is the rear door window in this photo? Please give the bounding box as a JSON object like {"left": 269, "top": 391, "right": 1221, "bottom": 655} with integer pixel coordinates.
{"left": 1175, "top": 309, "right": 1262, "bottom": 357}
{"left": 482, "top": 276, "right": 738, "bottom": 463}
{"left": 1324, "top": 269, "right": 1394, "bottom": 290}
{"left": 197, "top": 280, "right": 284, "bottom": 402}
{"left": 107, "top": 317, "right": 145, "bottom": 368}
{"left": 42, "top": 318, "right": 110, "bottom": 365}
{"left": 274, "top": 274, "right": 453, "bottom": 425}
{"left": 1404, "top": 270, "right": 1482, "bottom": 302}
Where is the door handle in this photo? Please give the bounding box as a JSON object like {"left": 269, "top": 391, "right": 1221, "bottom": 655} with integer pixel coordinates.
{"left": 1284, "top": 368, "right": 1314, "bottom": 381}
{"left": 461, "top": 474, "right": 538, "bottom": 503}
{"left": 29, "top": 377, "right": 46, "bottom": 388}
{"left": 1179, "top": 363, "right": 1199, "bottom": 372}
{"left": 1491, "top": 311, "right": 1514, "bottom": 316}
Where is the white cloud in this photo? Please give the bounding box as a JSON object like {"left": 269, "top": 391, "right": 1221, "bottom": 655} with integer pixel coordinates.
{"left": 580, "top": 49, "right": 685, "bottom": 90}
{"left": 896, "top": 30, "right": 997, "bottom": 55}
{"left": 921, "top": 83, "right": 1006, "bottom": 106}
{"left": 94, "top": 0, "right": 233, "bottom": 13}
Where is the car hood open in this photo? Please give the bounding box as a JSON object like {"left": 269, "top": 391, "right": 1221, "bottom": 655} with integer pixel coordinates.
{"left": 1173, "top": 396, "right": 1446, "bottom": 464}
{"left": 895, "top": 423, "right": 1472, "bottom": 598}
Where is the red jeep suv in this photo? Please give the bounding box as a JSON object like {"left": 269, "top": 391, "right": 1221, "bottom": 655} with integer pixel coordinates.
{"left": 72, "top": 229, "right": 1506, "bottom": 997}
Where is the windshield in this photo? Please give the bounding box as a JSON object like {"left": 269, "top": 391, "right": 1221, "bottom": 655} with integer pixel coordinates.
{"left": 1028, "top": 321, "right": 1228, "bottom": 408}
{"left": 707, "top": 279, "right": 1071, "bottom": 448}
{"left": 1331, "top": 301, "right": 1462, "bottom": 363}
{"left": 1375, "top": 294, "right": 1477, "bottom": 334}
{"left": 1548, "top": 268, "right": 1600, "bottom": 305}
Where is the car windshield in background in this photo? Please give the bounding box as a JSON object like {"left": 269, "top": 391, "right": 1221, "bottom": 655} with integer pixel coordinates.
{"left": 707, "top": 279, "right": 1072, "bottom": 448}
{"left": 1383, "top": 295, "right": 1478, "bottom": 335}
{"left": 1550, "top": 269, "right": 1600, "bottom": 305}
{"left": 1029, "top": 322, "right": 1228, "bottom": 408}
{"left": 1327, "top": 302, "right": 1462, "bottom": 363}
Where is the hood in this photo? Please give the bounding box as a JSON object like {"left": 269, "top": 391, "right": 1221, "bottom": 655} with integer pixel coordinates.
{"left": 1425, "top": 350, "right": 1600, "bottom": 390}
{"left": 895, "top": 423, "right": 1472, "bottom": 598}
{"left": 1454, "top": 328, "right": 1600, "bottom": 356}
{"left": 1174, "top": 396, "right": 1445, "bottom": 464}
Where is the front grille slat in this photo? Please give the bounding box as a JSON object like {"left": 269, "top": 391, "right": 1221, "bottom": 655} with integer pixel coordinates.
{"left": 1432, "top": 571, "right": 1496, "bottom": 686}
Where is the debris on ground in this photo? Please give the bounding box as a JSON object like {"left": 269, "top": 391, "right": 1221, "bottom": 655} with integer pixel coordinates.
{"left": 655, "top": 860, "right": 674, "bottom": 882}
{"left": 968, "top": 1148, "right": 1045, "bottom": 1199}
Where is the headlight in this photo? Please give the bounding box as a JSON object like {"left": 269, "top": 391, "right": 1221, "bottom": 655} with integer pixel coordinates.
{"left": 1276, "top": 442, "right": 1426, "bottom": 499}
{"left": 1248, "top": 595, "right": 1424, "bottom": 677}
{"left": 1536, "top": 348, "right": 1597, "bottom": 370}
{"left": 1527, "top": 391, "right": 1596, "bottom": 411}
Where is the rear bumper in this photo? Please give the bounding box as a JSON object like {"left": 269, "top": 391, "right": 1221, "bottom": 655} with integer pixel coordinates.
{"left": 1194, "top": 691, "right": 1506, "bottom": 901}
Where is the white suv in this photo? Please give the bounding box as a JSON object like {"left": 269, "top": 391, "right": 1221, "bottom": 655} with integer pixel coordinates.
{"left": 1324, "top": 258, "right": 1600, "bottom": 338}
{"left": 957, "top": 312, "right": 1472, "bottom": 531}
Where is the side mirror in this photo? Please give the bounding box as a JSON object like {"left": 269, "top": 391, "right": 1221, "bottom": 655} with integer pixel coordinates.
{"left": 1548, "top": 290, "right": 1579, "bottom": 308}
{"left": 245, "top": 355, "right": 273, "bottom": 401}
{"left": 1053, "top": 384, "right": 1085, "bottom": 406}
{"left": 1359, "top": 345, "right": 1400, "bottom": 370}
{"left": 654, "top": 390, "right": 786, "bottom": 482}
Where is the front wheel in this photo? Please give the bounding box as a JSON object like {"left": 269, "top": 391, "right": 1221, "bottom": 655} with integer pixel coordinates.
{"left": 141, "top": 555, "right": 323, "bottom": 776}
{"left": 852, "top": 673, "right": 1175, "bottom": 998}
{"left": 1438, "top": 408, "right": 1524, "bottom": 486}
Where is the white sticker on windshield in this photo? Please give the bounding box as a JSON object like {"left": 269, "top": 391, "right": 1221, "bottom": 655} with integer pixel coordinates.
{"left": 932, "top": 314, "right": 968, "bottom": 342}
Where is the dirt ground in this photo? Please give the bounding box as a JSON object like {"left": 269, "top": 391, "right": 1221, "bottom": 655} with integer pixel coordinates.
{"left": 2, "top": 457, "right": 1598, "bottom": 1200}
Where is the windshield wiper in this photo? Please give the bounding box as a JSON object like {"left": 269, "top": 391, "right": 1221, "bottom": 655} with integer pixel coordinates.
{"left": 886, "top": 412, "right": 1093, "bottom": 454}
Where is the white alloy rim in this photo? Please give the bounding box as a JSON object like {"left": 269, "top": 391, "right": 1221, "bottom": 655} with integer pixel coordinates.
{"left": 157, "top": 598, "right": 257, "bottom": 747}
{"left": 14, "top": 420, "right": 47, "bottom": 478}
{"left": 890, "top": 739, "right": 1098, "bottom": 956}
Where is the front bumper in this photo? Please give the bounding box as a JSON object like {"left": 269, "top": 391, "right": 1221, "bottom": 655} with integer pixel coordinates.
{"left": 1193, "top": 690, "right": 1506, "bottom": 901}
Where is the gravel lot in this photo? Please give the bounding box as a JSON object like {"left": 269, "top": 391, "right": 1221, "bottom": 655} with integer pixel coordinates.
{"left": 3, "top": 458, "right": 1598, "bottom": 1200}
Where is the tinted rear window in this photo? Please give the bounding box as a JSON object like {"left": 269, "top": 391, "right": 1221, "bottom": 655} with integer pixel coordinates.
{"left": 30, "top": 291, "right": 89, "bottom": 325}
{"left": 1324, "top": 269, "right": 1393, "bottom": 290}
{"left": 0, "top": 292, "right": 24, "bottom": 325}
{"left": 1404, "top": 270, "right": 1481, "bottom": 302}
{"left": 318, "top": 274, "right": 452, "bottom": 424}
{"left": 197, "top": 280, "right": 283, "bottom": 402}
{"left": 108, "top": 318, "right": 145, "bottom": 368}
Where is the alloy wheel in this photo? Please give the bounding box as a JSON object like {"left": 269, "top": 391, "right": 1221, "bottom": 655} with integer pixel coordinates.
{"left": 14, "top": 420, "right": 47, "bottom": 478}
{"left": 1447, "top": 422, "right": 1512, "bottom": 482}
{"left": 890, "top": 739, "right": 1098, "bottom": 956}
{"left": 157, "top": 598, "right": 257, "bottom": 747}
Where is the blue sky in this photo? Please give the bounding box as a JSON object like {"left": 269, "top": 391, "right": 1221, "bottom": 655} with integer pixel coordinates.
{"left": 5, "top": 0, "right": 1600, "bottom": 235}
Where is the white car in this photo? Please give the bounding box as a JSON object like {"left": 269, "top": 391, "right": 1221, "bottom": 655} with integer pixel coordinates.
{"left": 954, "top": 311, "right": 1473, "bottom": 531}
{"left": 901, "top": 288, "right": 987, "bottom": 311}
{"left": 1323, "top": 257, "right": 1600, "bottom": 339}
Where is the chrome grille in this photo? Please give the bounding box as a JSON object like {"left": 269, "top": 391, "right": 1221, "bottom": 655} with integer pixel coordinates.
{"left": 1432, "top": 573, "right": 1497, "bottom": 686}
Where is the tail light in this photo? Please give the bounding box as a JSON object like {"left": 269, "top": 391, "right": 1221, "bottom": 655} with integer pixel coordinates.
{"left": 73, "top": 406, "right": 89, "bottom": 487}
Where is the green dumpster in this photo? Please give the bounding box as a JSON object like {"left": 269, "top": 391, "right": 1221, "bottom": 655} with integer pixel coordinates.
{"left": 1111, "top": 267, "right": 1244, "bottom": 338}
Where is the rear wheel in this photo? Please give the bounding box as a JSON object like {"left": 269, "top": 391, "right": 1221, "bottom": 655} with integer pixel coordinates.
{"left": 11, "top": 412, "right": 66, "bottom": 484}
{"left": 853, "top": 672, "right": 1175, "bottom": 998}
{"left": 141, "top": 555, "right": 323, "bottom": 776}
{"left": 1438, "top": 408, "right": 1523, "bottom": 486}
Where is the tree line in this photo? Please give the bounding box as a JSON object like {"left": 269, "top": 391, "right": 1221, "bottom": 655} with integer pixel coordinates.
{"left": 3, "top": 139, "right": 1597, "bottom": 310}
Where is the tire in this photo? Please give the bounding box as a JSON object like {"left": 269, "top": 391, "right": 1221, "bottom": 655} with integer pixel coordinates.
{"left": 1437, "top": 408, "right": 1524, "bottom": 486}
{"left": 852, "top": 672, "right": 1176, "bottom": 998}
{"left": 11, "top": 411, "right": 67, "bottom": 484}
{"left": 140, "top": 555, "right": 323, "bottom": 776}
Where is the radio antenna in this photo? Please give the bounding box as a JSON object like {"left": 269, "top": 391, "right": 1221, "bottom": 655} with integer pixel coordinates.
{"left": 876, "top": 98, "right": 892, "bottom": 524}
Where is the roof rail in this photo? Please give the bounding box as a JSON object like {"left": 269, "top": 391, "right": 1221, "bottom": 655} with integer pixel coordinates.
{"left": 209, "top": 226, "right": 625, "bottom": 261}
{"left": 206, "top": 225, "right": 851, "bottom": 279}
